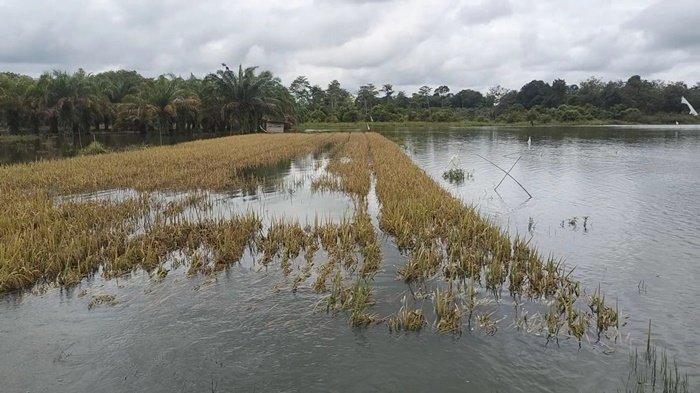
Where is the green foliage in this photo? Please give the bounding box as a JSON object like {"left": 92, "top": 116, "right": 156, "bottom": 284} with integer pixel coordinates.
{"left": 622, "top": 107, "right": 643, "bottom": 122}
{"left": 208, "top": 65, "right": 292, "bottom": 133}
{"left": 78, "top": 141, "right": 109, "bottom": 156}
{"left": 525, "top": 109, "right": 539, "bottom": 123}
{"left": 429, "top": 109, "right": 456, "bottom": 122}
{"left": 442, "top": 168, "right": 466, "bottom": 184}
{"left": 0, "top": 65, "right": 296, "bottom": 135}
{"left": 557, "top": 105, "right": 583, "bottom": 122}
{"left": 1, "top": 68, "right": 699, "bottom": 134}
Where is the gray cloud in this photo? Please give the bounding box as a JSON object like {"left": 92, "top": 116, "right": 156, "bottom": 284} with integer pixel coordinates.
{"left": 626, "top": 0, "right": 700, "bottom": 51}
{"left": 0, "top": 0, "right": 697, "bottom": 92}
{"left": 458, "top": 0, "right": 512, "bottom": 25}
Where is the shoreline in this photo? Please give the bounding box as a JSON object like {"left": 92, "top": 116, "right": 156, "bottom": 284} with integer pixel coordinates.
{"left": 297, "top": 121, "right": 700, "bottom": 132}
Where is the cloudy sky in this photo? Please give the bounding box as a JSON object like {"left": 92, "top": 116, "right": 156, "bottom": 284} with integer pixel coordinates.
{"left": 0, "top": 0, "right": 698, "bottom": 92}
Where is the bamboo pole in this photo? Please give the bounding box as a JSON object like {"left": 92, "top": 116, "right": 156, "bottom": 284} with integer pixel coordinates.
{"left": 476, "top": 153, "right": 532, "bottom": 198}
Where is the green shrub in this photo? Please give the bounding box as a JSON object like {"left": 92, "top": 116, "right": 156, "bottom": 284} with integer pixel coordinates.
{"left": 79, "top": 141, "right": 109, "bottom": 156}
{"left": 622, "top": 108, "right": 642, "bottom": 122}
{"left": 430, "top": 109, "right": 456, "bottom": 122}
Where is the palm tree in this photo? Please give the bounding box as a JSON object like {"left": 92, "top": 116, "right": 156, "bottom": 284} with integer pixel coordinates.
{"left": 95, "top": 70, "right": 143, "bottom": 131}
{"left": 34, "top": 70, "right": 107, "bottom": 145}
{"left": 192, "top": 76, "right": 226, "bottom": 133}
{"left": 172, "top": 75, "right": 202, "bottom": 132}
{"left": 173, "top": 96, "right": 201, "bottom": 132}
{"left": 121, "top": 76, "right": 195, "bottom": 142}
{"left": 0, "top": 74, "right": 36, "bottom": 134}
{"left": 208, "top": 64, "right": 292, "bottom": 133}
{"left": 114, "top": 102, "right": 157, "bottom": 133}
{"left": 136, "top": 76, "right": 181, "bottom": 132}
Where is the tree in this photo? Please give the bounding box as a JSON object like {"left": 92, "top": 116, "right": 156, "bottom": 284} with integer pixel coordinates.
{"left": 37, "top": 69, "right": 107, "bottom": 145}
{"left": 2, "top": 65, "right": 698, "bottom": 133}
{"left": 434, "top": 85, "right": 450, "bottom": 96}
{"left": 601, "top": 81, "right": 624, "bottom": 109}
{"left": 0, "top": 74, "right": 37, "bottom": 134}
{"left": 93, "top": 70, "right": 145, "bottom": 131}
{"left": 516, "top": 80, "right": 552, "bottom": 109}
{"left": 326, "top": 80, "right": 349, "bottom": 113}
{"left": 356, "top": 84, "right": 379, "bottom": 120}
{"left": 573, "top": 77, "right": 604, "bottom": 107}
{"left": 416, "top": 85, "right": 432, "bottom": 108}
{"left": 486, "top": 85, "right": 510, "bottom": 106}
{"left": 126, "top": 75, "right": 182, "bottom": 135}
{"left": 394, "top": 91, "right": 410, "bottom": 108}
{"left": 550, "top": 79, "right": 568, "bottom": 107}
{"left": 452, "top": 89, "right": 484, "bottom": 108}
{"left": 289, "top": 76, "right": 311, "bottom": 107}
{"left": 96, "top": 70, "right": 144, "bottom": 104}
{"left": 433, "top": 85, "right": 451, "bottom": 107}
{"left": 308, "top": 85, "right": 326, "bottom": 112}
{"left": 380, "top": 84, "right": 394, "bottom": 100}
{"left": 660, "top": 82, "right": 688, "bottom": 113}
{"left": 208, "top": 64, "right": 292, "bottom": 133}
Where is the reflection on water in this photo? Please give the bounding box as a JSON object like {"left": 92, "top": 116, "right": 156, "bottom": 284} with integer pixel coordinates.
{"left": 0, "top": 126, "right": 698, "bottom": 392}
{"left": 384, "top": 125, "right": 700, "bottom": 378}
{"left": 0, "top": 131, "right": 229, "bottom": 164}
{"left": 59, "top": 153, "right": 355, "bottom": 228}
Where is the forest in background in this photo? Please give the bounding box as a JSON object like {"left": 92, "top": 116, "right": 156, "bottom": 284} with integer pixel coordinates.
{"left": 1, "top": 65, "right": 699, "bottom": 137}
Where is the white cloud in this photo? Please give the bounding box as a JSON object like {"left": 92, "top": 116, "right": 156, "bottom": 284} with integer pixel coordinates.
{"left": 0, "top": 0, "right": 697, "bottom": 92}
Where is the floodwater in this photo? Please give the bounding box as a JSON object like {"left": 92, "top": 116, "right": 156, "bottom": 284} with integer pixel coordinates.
{"left": 0, "top": 131, "right": 229, "bottom": 164}
{"left": 1, "top": 126, "right": 699, "bottom": 392}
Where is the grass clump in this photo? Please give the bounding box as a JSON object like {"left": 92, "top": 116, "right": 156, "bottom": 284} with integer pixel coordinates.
{"left": 87, "top": 293, "right": 118, "bottom": 309}
{"left": 433, "top": 287, "right": 462, "bottom": 334}
{"left": 388, "top": 296, "right": 426, "bottom": 332}
{"left": 621, "top": 321, "right": 690, "bottom": 393}
{"left": 589, "top": 285, "right": 619, "bottom": 341}
{"left": 442, "top": 168, "right": 468, "bottom": 184}
{"left": 78, "top": 141, "right": 109, "bottom": 156}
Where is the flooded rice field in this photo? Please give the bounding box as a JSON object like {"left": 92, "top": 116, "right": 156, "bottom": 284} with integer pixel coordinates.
{"left": 0, "top": 131, "right": 229, "bottom": 165}
{"left": 1, "top": 126, "right": 698, "bottom": 392}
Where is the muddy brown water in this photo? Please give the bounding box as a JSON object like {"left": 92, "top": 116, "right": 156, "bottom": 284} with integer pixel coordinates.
{"left": 1, "top": 126, "right": 698, "bottom": 392}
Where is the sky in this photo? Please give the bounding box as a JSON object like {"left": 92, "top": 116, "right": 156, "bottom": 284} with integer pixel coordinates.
{"left": 0, "top": 0, "right": 698, "bottom": 93}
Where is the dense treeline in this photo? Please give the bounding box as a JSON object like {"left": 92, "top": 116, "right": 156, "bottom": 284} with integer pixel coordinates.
{"left": 292, "top": 75, "right": 700, "bottom": 125}
{"left": 1, "top": 66, "right": 699, "bottom": 137}
{"left": 0, "top": 64, "right": 295, "bottom": 138}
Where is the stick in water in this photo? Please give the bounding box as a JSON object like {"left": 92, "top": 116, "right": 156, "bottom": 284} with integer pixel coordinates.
{"left": 494, "top": 155, "right": 521, "bottom": 191}
{"left": 476, "top": 153, "right": 532, "bottom": 198}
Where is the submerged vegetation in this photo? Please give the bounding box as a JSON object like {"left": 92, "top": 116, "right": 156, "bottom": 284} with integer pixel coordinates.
{"left": 442, "top": 168, "right": 468, "bottom": 184}
{"left": 1, "top": 130, "right": 695, "bottom": 389}
{"left": 0, "top": 133, "right": 346, "bottom": 292}
{"left": 3, "top": 129, "right": 694, "bottom": 388}
{"left": 621, "top": 322, "right": 690, "bottom": 393}
{"left": 0, "top": 131, "right": 621, "bottom": 343}
{"left": 78, "top": 140, "right": 109, "bottom": 156}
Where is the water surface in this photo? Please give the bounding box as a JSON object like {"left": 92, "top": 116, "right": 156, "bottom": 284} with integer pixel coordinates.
{"left": 0, "top": 131, "right": 229, "bottom": 164}
{"left": 1, "top": 125, "right": 698, "bottom": 392}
